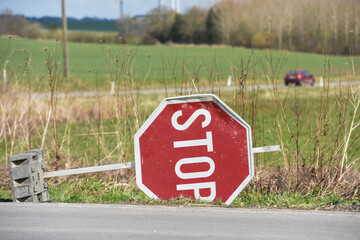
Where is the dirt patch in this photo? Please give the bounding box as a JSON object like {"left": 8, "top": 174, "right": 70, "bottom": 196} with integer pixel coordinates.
{"left": 0, "top": 165, "right": 10, "bottom": 187}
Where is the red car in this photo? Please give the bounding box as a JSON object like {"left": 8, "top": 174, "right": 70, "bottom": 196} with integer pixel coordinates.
{"left": 284, "top": 70, "right": 315, "bottom": 86}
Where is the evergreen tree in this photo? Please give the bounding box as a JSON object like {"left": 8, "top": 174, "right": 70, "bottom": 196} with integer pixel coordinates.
{"left": 169, "top": 14, "right": 185, "bottom": 43}
{"left": 205, "top": 8, "right": 222, "bottom": 44}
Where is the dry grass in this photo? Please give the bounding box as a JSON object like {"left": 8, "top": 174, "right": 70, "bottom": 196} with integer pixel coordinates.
{"left": 0, "top": 93, "right": 134, "bottom": 136}
{"left": 252, "top": 167, "right": 360, "bottom": 198}
{"left": 1, "top": 82, "right": 360, "bottom": 196}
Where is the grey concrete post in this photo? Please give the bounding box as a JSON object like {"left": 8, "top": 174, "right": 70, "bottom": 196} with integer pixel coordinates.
{"left": 8, "top": 149, "right": 49, "bottom": 202}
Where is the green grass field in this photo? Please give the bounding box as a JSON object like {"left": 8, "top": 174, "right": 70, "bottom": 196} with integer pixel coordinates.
{"left": 1, "top": 37, "right": 359, "bottom": 91}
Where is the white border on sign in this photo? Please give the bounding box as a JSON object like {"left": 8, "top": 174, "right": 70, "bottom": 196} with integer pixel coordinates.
{"left": 134, "top": 98, "right": 169, "bottom": 200}
{"left": 134, "top": 94, "right": 254, "bottom": 205}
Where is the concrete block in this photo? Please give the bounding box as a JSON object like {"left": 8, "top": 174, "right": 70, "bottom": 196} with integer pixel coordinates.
{"left": 8, "top": 149, "right": 49, "bottom": 203}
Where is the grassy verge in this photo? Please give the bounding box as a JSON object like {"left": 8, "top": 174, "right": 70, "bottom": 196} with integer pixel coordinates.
{"left": 0, "top": 38, "right": 359, "bottom": 209}
{"left": 1, "top": 177, "right": 359, "bottom": 211}
{"left": 1, "top": 85, "right": 359, "bottom": 207}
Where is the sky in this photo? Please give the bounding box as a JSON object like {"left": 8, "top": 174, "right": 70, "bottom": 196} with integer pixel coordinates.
{"left": 0, "top": 0, "right": 219, "bottom": 19}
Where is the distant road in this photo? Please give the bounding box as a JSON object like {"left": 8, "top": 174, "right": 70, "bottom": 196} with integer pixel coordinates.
{"left": 1, "top": 203, "right": 359, "bottom": 240}
{"left": 27, "top": 80, "right": 360, "bottom": 99}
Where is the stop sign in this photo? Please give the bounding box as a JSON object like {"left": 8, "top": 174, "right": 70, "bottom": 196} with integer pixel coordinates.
{"left": 134, "top": 94, "right": 254, "bottom": 205}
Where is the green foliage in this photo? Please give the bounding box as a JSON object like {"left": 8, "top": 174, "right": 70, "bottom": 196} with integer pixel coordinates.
{"left": 1, "top": 180, "right": 357, "bottom": 209}
{"left": 205, "top": 8, "right": 222, "bottom": 45}
{"left": 47, "top": 178, "right": 148, "bottom": 203}
{"left": 0, "top": 186, "right": 12, "bottom": 200}
{"left": 46, "top": 179, "right": 360, "bottom": 207}
{"left": 233, "top": 188, "right": 359, "bottom": 209}
{"left": 169, "top": 14, "right": 186, "bottom": 43}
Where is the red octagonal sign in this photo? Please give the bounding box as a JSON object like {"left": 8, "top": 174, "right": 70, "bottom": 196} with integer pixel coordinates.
{"left": 134, "top": 94, "right": 254, "bottom": 205}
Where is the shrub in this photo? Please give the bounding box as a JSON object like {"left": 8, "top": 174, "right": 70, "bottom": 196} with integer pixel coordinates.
{"left": 141, "top": 34, "right": 159, "bottom": 45}
{"left": 252, "top": 31, "right": 275, "bottom": 48}
{"left": 0, "top": 10, "right": 43, "bottom": 39}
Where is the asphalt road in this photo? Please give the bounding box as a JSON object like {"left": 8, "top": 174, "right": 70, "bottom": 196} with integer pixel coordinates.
{"left": 0, "top": 203, "right": 359, "bottom": 240}
{"left": 28, "top": 80, "right": 360, "bottom": 99}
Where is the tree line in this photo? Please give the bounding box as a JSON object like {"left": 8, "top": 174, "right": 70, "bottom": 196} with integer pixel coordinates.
{"left": 0, "top": 9, "right": 43, "bottom": 39}
{"left": 118, "top": 0, "right": 360, "bottom": 54}
{"left": 1, "top": 0, "right": 359, "bottom": 54}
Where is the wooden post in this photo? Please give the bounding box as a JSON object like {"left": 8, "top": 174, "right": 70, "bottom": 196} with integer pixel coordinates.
{"left": 61, "top": 0, "right": 69, "bottom": 78}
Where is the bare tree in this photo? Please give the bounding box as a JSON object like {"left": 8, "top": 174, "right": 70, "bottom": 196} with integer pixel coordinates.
{"left": 145, "top": 7, "right": 175, "bottom": 43}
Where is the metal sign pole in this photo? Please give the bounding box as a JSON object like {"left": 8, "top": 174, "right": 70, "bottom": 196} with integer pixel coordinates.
{"left": 8, "top": 145, "right": 280, "bottom": 203}
{"left": 42, "top": 145, "right": 279, "bottom": 178}
{"left": 43, "top": 162, "right": 135, "bottom": 178}
{"left": 253, "top": 145, "right": 281, "bottom": 154}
